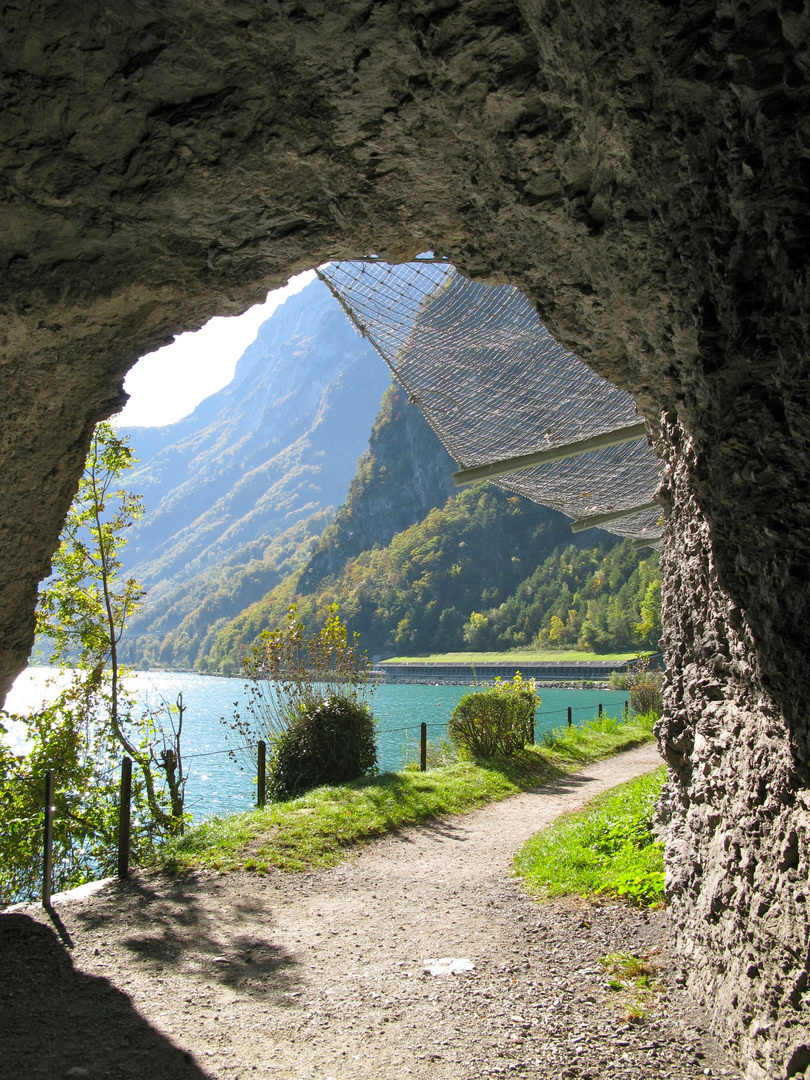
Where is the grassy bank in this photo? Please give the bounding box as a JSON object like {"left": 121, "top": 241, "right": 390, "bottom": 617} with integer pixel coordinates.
{"left": 158, "top": 712, "right": 657, "bottom": 875}
{"left": 380, "top": 649, "right": 641, "bottom": 664}
{"left": 514, "top": 767, "right": 666, "bottom": 906}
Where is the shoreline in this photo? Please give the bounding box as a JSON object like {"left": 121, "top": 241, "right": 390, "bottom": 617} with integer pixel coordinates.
{"left": 372, "top": 676, "right": 614, "bottom": 689}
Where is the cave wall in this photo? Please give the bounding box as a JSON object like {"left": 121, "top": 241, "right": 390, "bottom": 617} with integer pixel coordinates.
{"left": 1, "top": 0, "right": 809, "bottom": 1072}
{"left": 659, "top": 415, "right": 810, "bottom": 1078}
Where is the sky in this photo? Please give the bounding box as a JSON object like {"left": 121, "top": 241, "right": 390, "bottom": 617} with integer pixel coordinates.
{"left": 114, "top": 269, "right": 318, "bottom": 427}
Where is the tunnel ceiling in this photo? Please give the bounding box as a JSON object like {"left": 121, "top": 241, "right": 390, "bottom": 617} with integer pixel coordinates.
{"left": 2, "top": 0, "right": 808, "bottom": 704}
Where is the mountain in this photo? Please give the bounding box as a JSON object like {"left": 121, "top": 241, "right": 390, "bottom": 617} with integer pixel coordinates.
{"left": 199, "top": 485, "right": 660, "bottom": 672}
{"left": 127, "top": 384, "right": 461, "bottom": 671}
{"left": 112, "top": 277, "right": 660, "bottom": 674}
{"left": 118, "top": 277, "right": 393, "bottom": 663}
{"left": 120, "top": 277, "right": 391, "bottom": 587}
{"left": 298, "top": 383, "right": 457, "bottom": 591}
{"left": 122, "top": 509, "right": 332, "bottom": 671}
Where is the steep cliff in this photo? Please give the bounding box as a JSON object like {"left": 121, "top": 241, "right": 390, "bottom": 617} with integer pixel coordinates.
{"left": 298, "top": 383, "right": 457, "bottom": 592}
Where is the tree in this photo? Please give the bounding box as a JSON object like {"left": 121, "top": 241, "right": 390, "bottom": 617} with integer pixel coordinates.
{"left": 636, "top": 579, "right": 662, "bottom": 647}
{"left": 38, "top": 423, "right": 144, "bottom": 727}
{"left": 0, "top": 424, "right": 187, "bottom": 900}
{"left": 1, "top": 423, "right": 190, "bottom": 900}
{"left": 36, "top": 422, "right": 187, "bottom": 835}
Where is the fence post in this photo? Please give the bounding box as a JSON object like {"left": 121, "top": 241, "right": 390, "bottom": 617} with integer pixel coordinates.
{"left": 598, "top": 702, "right": 603, "bottom": 718}
{"left": 567, "top": 707, "right": 572, "bottom": 728}
{"left": 625, "top": 699, "right": 629, "bottom": 719}
{"left": 420, "top": 723, "right": 427, "bottom": 772}
{"left": 118, "top": 756, "right": 132, "bottom": 880}
{"left": 257, "top": 741, "right": 266, "bottom": 807}
{"left": 42, "top": 769, "right": 54, "bottom": 908}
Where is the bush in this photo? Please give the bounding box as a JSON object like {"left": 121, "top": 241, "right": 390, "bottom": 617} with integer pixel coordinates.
{"left": 267, "top": 694, "right": 377, "bottom": 801}
{"left": 0, "top": 683, "right": 163, "bottom": 904}
{"left": 628, "top": 656, "right": 663, "bottom": 719}
{"left": 630, "top": 679, "right": 663, "bottom": 719}
{"left": 448, "top": 674, "right": 538, "bottom": 758}
{"left": 608, "top": 670, "right": 631, "bottom": 691}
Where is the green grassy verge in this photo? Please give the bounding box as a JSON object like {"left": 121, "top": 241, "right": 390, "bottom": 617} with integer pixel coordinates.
{"left": 513, "top": 766, "right": 666, "bottom": 906}
{"left": 158, "top": 712, "right": 656, "bottom": 875}
{"left": 381, "top": 649, "right": 642, "bottom": 664}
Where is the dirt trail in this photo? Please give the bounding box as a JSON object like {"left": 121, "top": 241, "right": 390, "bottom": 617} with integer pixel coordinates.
{"left": 1, "top": 745, "right": 741, "bottom": 1080}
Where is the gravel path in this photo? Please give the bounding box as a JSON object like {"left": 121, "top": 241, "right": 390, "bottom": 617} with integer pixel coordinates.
{"left": 1, "top": 745, "right": 742, "bottom": 1080}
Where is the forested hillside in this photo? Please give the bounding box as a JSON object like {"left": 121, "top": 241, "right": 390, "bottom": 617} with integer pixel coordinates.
{"left": 199, "top": 482, "right": 660, "bottom": 674}
{"left": 123, "top": 510, "right": 330, "bottom": 670}
{"left": 461, "top": 538, "right": 661, "bottom": 653}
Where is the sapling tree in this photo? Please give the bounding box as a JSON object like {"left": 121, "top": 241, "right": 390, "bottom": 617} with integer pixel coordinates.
{"left": 228, "top": 603, "right": 377, "bottom": 799}
{"left": 36, "top": 423, "right": 187, "bottom": 836}
{"left": 1, "top": 424, "right": 189, "bottom": 899}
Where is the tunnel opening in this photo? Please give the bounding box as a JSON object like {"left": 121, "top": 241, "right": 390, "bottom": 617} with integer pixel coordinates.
{"left": 1, "top": 0, "right": 809, "bottom": 1071}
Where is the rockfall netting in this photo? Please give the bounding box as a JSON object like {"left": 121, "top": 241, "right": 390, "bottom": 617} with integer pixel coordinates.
{"left": 317, "top": 258, "right": 662, "bottom": 545}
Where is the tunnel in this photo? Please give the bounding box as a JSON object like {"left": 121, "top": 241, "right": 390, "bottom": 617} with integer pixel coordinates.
{"left": 1, "top": 2, "right": 809, "bottom": 1073}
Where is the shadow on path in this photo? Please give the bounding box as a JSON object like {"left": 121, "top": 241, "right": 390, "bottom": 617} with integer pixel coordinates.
{"left": 0, "top": 912, "right": 212, "bottom": 1080}
{"left": 72, "top": 874, "right": 300, "bottom": 998}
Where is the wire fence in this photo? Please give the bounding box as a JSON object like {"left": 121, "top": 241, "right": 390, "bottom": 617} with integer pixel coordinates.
{"left": 178, "top": 703, "right": 624, "bottom": 747}
{"left": 22, "top": 699, "right": 632, "bottom": 907}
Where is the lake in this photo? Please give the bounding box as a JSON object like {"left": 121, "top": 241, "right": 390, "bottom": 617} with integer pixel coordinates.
{"left": 4, "top": 668, "right": 631, "bottom": 822}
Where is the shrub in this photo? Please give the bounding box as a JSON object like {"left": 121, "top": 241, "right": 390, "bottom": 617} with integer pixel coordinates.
{"left": 608, "top": 670, "right": 631, "bottom": 691}
{"left": 630, "top": 679, "right": 663, "bottom": 719}
{"left": 0, "top": 684, "right": 164, "bottom": 903}
{"left": 628, "top": 656, "right": 663, "bottom": 719}
{"left": 266, "top": 694, "right": 377, "bottom": 801}
{"left": 448, "top": 673, "right": 538, "bottom": 758}
{"left": 227, "top": 603, "right": 376, "bottom": 798}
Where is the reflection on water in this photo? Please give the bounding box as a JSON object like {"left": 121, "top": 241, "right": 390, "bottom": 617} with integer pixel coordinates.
{"left": 4, "top": 667, "right": 630, "bottom": 821}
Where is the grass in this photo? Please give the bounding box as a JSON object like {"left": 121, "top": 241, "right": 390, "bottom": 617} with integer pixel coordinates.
{"left": 513, "top": 765, "right": 666, "bottom": 906}
{"left": 599, "top": 952, "right": 666, "bottom": 1023}
{"left": 157, "top": 711, "right": 657, "bottom": 874}
{"left": 380, "top": 649, "right": 643, "bottom": 664}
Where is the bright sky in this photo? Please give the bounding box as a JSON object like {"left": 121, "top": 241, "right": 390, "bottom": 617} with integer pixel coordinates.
{"left": 114, "top": 269, "right": 318, "bottom": 427}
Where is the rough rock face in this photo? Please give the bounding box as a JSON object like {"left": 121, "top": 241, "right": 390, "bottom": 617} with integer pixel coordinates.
{"left": 658, "top": 416, "right": 810, "bottom": 1079}
{"left": 1, "top": 0, "right": 808, "bottom": 1072}
{"left": 298, "top": 383, "right": 457, "bottom": 590}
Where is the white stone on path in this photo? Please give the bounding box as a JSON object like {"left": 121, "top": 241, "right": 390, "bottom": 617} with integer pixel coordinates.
{"left": 423, "top": 957, "right": 475, "bottom": 975}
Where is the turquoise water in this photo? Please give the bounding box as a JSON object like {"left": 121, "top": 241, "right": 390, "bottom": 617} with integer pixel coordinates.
{"left": 5, "top": 668, "right": 630, "bottom": 821}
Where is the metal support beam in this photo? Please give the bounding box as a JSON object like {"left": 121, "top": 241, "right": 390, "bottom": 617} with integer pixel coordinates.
{"left": 570, "top": 500, "right": 659, "bottom": 534}
{"left": 452, "top": 422, "right": 648, "bottom": 487}
{"left": 632, "top": 537, "right": 662, "bottom": 551}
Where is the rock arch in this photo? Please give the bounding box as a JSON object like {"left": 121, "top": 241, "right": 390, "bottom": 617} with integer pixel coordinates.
{"left": 2, "top": 2, "right": 808, "bottom": 1073}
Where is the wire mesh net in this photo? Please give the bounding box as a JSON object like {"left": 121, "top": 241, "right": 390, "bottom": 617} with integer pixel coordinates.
{"left": 317, "top": 258, "right": 663, "bottom": 544}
